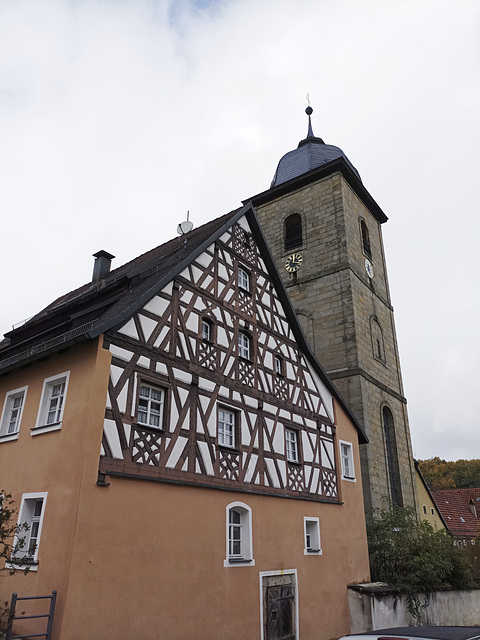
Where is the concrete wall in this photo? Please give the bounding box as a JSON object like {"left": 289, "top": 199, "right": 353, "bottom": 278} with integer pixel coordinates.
{"left": 348, "top": 583, "right": 480, "bottom": 630}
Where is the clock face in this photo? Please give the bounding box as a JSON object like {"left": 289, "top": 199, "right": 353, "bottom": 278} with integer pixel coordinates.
{"left": 285, "top": 252, "right": 304, "bottom": 273}
{"left": 365, "top": 258, "right": 374, "bottom": 279}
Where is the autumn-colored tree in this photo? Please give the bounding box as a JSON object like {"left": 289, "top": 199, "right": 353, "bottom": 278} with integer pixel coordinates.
{"left": 418, "top": 458, "right": 480, "bottom": 489}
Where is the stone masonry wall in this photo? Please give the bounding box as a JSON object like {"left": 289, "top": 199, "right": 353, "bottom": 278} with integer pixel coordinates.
{"left": 254, "top": 172, "right": 417, "bottom": 514}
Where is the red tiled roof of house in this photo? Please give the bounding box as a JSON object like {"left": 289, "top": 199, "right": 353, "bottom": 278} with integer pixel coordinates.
{"left": 430, "top": 488, "right": 480, "bottom": 538}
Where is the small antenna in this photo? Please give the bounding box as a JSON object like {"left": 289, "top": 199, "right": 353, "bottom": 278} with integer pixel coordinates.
{"left": 306, "top": 93, "right": 311, "bottom": 107}
{"left": 177, "top": 210, "right": 193, "bottom": 236}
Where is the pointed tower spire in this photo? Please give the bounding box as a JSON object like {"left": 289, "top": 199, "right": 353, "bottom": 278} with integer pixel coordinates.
{"left": 306, "top": 105, "right": 314, "bottom": 138}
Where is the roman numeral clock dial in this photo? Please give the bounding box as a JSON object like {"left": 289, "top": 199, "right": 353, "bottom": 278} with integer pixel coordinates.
{"left": 285, "top": 252, "right": 303, "bottom": 273}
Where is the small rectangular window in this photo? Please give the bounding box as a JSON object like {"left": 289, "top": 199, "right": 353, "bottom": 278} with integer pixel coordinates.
{"left": 304, "top": 517, "right": 322, "bottom": 555}
{"left": 8, "top": 492, "right": 48, "bottom": 570}
{"left": 34, "top": 373, "right": 70, "bottom": 434}
{"left": 238, "top": 267, "right": 250, "bottom": 292}
{"left": 286, "top": 429, "right": 299, "bottom": 463}
{"left": 274, "top": 355, "right": 283, "bottom": 376}
{"left": 201, "top": 319, "right": 212, "bottom": 342}
{"left": 137, "top": 384, "right": 164, "bottom": 428}
{"left": 0, "top": 387, "right": 27, "bottom": 438}
{"left": 218, "top": 408, "right": 235, "bottom": 448}
{"left": 423, "top": 505, "right": 427, "bottom": 515}
{"left": 238, "top": 332, "right": 251, "bottom": 360}
{"left": 339, "top": 440, "right": 355, "bottom": 481}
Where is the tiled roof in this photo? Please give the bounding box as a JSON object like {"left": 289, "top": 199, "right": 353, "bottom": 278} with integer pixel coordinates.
{"left": 430, "top": 488, "right": 480, "bottom": 538}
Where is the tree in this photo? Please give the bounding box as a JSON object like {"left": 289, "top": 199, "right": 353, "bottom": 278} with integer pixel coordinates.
{"left": 0, "top": 491, "right": 30, "bottom": 633}
{"left": 418, "top": 457, "right": 480, "bottom": 489}
{"left": 367, "top": 505, "right": 479, "bottom": 618}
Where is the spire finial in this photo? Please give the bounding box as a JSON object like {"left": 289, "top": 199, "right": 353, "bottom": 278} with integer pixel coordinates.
{"left": 305, "top": 95, "right": 314, "bottom": 138}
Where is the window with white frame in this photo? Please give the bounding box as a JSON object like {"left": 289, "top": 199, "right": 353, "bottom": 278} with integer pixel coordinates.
{"left": 304, "top": 517, "right": 322, "bottom": 554}
{"left": 137, "top": 384, "right": 164, "bottom": 429}
{"left": 0, "top": 387, "right": 27, "bottom": 438}
{"left": 274, "top": 355, "right": 283, "bottom": 376}
{"left": 224, "top": 502, "right": 254, "bottom": 566}
{"left": 238, "top": 266, "right": 250, "bottom": 292}
{"left": 201, "top": 318, "right": 212, "bottom": 342}
{"left": 286, "top": 428, "right": 299, "bottom": 463}
{"left": 339, "top": 440, "right": 355, "bottom": 481}
{"left": 238, "top": 331, "right": 251, "bottom": 360}
{"left": 8, "top": 492, "right": 48, "bottom": 569}
{"left": 218, "top": 407, "right": 235, "bottom": 448}
{"left": 35, "top": 373, "right": 69, "bottom": 432}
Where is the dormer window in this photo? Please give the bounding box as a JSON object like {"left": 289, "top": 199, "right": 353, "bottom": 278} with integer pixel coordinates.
{"left": 238, "top": 266, "right": 250, "bottom": 292}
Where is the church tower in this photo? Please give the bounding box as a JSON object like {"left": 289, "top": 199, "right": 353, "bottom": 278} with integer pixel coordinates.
{"left": 250, "top": 107, "right": 418, "bottom": 515}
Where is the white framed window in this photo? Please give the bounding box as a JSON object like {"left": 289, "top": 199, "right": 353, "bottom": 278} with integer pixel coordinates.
{"left": 201, "top": 319, "right": 212, "bottom": 342}
{"left": 218, "top": 407, "right": 235, "bottom": 448}
{"left": 224, "top": 502, "right": 254, "bottom": 567}
{"left": 238, "top": 266, "right": 250, "bottom": 292}
{"left": 34, "top": 372, "right": 70, "bottom": 434}
{"left": 0, "top": 386, "right": 28, "bottom": 440}
{"left": 285, "top": 428, "right": 299, "bottom": 463}
{"left": 238, "top": 331, "right": 251, "bottom": 360}
{"left": 339, "top": 440, "right": 356, "bottom": 481}
{"left": 304, "top": 517, "right": 322, "bottom": 555}
{"left": 274, "top": 355, "right": 283, "bottom": 376}
{"left": 7, "top": 492, "right": 48, "bottom": 571}
{"left": 137, "top": 384, "right": 164, "bottom": 429}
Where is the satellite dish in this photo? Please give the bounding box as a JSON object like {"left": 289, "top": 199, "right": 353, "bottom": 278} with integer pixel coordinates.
{"left": 177, "top": 220, "right": 193, "bottom": 235}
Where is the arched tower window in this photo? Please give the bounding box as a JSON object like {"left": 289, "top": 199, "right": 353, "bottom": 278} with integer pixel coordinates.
{"left": 360, "top": 220, "right": 372, "bottom": 259}
{"left": 370, "top": 317, "right": 385, "bottom": 363}
{"left": 284, "top": 213, "right": 303, "bottom": 251}
{"left": 383, "top": 407, "right": 402, "bottom": 506}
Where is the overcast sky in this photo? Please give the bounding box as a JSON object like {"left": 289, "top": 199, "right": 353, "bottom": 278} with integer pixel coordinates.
{"left": 0, "top": 0, "right": 479, "bottom": 461}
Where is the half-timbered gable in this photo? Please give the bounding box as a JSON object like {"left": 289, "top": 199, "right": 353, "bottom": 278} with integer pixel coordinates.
{"left": 97, "top": 207, "right": 365, "bottom": 503}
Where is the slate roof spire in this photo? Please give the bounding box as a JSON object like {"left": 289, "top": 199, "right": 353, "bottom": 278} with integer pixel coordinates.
{"left": 270, "top": 104, "right": 361, "bottom": 188}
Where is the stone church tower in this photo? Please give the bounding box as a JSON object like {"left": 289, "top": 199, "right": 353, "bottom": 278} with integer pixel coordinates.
{"left": 249, "top": 108, "right": 418, "bottom": 515}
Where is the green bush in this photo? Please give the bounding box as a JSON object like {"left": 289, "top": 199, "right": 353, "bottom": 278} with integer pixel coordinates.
{"left": 367, "top": 505, "right": 480, "bottom": 618}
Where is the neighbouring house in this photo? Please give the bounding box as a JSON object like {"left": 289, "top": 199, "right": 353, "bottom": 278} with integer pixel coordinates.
{"left": 415, "top": 460, "right": 446, "bottom": 530}
{"left": 430, "top": 487, "right": 480, "bottom": 545}
{"left": 0, "top": 203, "right": 370, "bottom": 640}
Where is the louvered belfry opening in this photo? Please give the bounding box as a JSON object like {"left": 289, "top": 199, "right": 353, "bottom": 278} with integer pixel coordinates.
{"left": 284, "top": 213, "right": 303, "bottom": 251}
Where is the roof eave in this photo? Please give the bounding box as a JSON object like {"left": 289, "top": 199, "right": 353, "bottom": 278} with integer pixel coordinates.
{"left": 245, "top": 157, "right": 388, "bottom": 225}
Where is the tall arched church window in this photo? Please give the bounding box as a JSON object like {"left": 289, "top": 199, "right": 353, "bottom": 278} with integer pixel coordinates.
{"left": 360, "top": 220, "right": 372, "bottom": 259}
{"left": 371, "top": 317, "right": 386, "bottom": 363}
{"left": 284, "top": 213, "right": 303, "bottom": 251}
{"left": 383, "top": 407, "right": 402, "bottom": 506}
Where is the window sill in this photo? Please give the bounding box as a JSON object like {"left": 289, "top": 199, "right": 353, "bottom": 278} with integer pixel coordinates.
{"left": 238, "top": 356, "right": 252, "bottom": 365}
{"left": 224, "top": 557, "right": 255, "bottom": 567}
{"left": 342, "top": 475, "right": 356, "bottom": 483}
{"left": 218, "top": 445, "right": 240, "bottom": 455}
{"left": 238, "top": 288, "right": 252, "bottom": 297}
{"left": 31, "top": 422, "right": 62, "bottom": 436}
{"left": 134, "top": 423, "right": 164, "bottom": 435}
{"left": 0, "top": 432, "right": 19, "bottom": 443}
{"left": 6, "top": 559, "right": 39, "bottom": 572}
{"left": 287, "top": 460, "right": 302, "bottom": 467}
{"left": 304, "top": 548, "right": 322, "bottom": 556}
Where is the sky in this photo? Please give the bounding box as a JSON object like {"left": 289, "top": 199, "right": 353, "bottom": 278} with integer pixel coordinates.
{"left": 0, "top": 0, "right": 479, "bottom": 461}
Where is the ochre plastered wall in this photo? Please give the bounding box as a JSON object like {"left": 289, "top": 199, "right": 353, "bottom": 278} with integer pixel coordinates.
{"left": 1, "top": 338, "right": 369, "bottom": 640}
{"left": 0, "top": 338, "right": 111, "bottom": 639}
